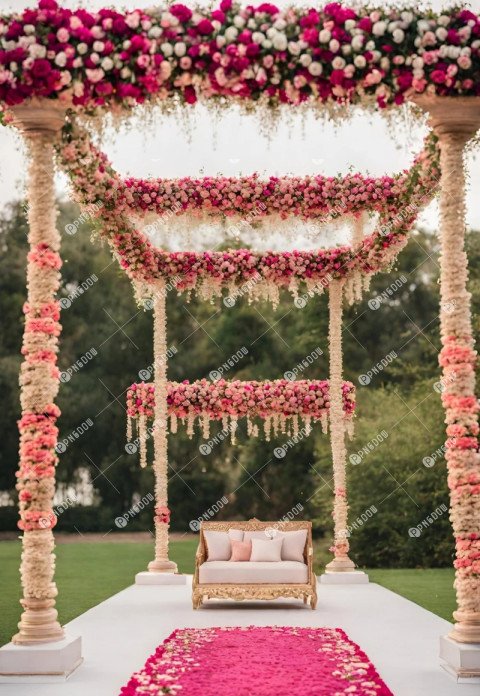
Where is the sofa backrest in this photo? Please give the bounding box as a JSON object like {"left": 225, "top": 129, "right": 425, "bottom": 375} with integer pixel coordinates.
{"left": 199, "top": 518, "right": 313, "bottom": 565}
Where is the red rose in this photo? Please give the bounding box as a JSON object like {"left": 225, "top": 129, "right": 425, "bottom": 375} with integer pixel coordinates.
{"left": 396, "top": 72, "right": 413, "bottom": 90}
{"left": 112, "top": 18, "right": 128, "bottom": 35}
{"left": 330, "top": 69, "right": 344, "bottom": 86}
{"left": 197, "top": 19, "right": 214, "bottom": 35}
{"left": 170, "top": 4, "right": 193, "bottom": 23}
{"left": 357, "top": 17, "right": 372, "bottom": 32}
{"left": 220, "top": 0, "right": 232, "bottom": 11}
{"left": 184, "top": 85, "right": 197, "bottom": 104}
{"left": 211, "top": 10, "right": 225, "bottom": 23}
{"left": 39, "top": 0, "right": 58, "bottom": 9}
{"left": 31, "top": 59, "right": 52, "bottom": 78}
{"left": 257, "top": 4, "right": 279, "bottom": 14}
{"left": 431, "top": 69, "right": 446, "bottom": 84}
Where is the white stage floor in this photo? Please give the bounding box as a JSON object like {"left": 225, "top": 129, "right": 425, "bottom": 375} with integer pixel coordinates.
{"left": 1, "top": 577, "right": 478, "bottom": 696}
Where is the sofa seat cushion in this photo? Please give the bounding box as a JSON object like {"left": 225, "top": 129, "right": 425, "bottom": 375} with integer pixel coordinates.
{"left": 198, "top": 560, "right": 308, "bottom": 585}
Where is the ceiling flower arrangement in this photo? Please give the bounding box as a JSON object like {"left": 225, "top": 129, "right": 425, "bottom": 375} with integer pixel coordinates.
{"left": 0, "top": 1, "right": 479, "bottom": 114}
{"left": 57, "top": 115, "right": 440, "bottom": 306}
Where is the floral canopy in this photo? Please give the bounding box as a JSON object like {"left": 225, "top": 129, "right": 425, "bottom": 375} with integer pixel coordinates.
{"left": 2, "top": 0, "right": 479, "bottom": 657}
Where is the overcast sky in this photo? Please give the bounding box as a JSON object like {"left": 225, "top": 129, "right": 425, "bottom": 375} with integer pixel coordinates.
{"left": 1, "top": 0, "right": 479, "bottom": 238}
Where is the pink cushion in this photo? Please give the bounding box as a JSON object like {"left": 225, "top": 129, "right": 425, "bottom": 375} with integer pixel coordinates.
{"left": 204, "top": 529, "right": 244, "bottom": 561}
{"left": 230, "top": 539, "right": 252, "bottom": 562}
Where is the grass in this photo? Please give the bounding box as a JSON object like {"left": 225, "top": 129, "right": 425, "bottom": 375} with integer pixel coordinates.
{"left": 0, "top": 538, "right": 197, "bottom": 647}
{"left": 0, "top": 539, "right": 455, "bottom": 646}
{"left": 368, "top": 568, "right": 455, "bottom": 622}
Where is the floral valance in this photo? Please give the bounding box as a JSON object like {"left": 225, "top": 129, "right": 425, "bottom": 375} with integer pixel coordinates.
{"left": 127, "top": 378, "right": 356, "bottom": 449}
{"left": 0, "top": 1, "right": 479, "bottom": 114}
{"left": 120, "top": 133, "right": 437, "bottom": 224}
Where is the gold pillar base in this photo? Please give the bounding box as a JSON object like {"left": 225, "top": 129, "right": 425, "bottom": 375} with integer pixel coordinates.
{"left": 325, "top": 555, "right": 356, "bottom": 572}
{"left": 147, "top": 558, "right": 178, "bottom": 573}
{"left": 13, "top": 599, "right": 64, "bottom": 646}
{"left": 450, "top": 611, "right": 480, "bottom": 644}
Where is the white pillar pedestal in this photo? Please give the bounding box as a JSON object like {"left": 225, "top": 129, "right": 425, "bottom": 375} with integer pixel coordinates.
{"left": 440, "top": 635, "right": 480, "bottom": 682}
{"left": 135, "top": 571, "right": 187, "bottom": 585}
{"left": 319, "top": 571, "right": 369, "bottom": 584}
{"left": 0, "top": 635, "right": 82, "bottom": 683}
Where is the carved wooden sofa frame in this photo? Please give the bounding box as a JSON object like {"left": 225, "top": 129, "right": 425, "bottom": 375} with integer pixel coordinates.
{"left": 192, "top": 519, "right": 317, "bottom": 610}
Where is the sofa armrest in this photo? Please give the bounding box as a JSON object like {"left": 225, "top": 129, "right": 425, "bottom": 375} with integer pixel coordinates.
{"left": 194, "top": 543, "right": 206, "bottom": 583}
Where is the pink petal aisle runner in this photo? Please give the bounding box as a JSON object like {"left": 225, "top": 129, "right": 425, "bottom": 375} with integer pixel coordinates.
{"left": 120, "top": 626, "right": 393, "bottom": 696}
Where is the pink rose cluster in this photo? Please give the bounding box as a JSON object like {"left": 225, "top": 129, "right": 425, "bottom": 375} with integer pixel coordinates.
{"left": 155, "top": 506, "right": 171, "bottom": 524}
{"left": 121, "top": 169, "right": 405, "bottom": 222}
{"left": 17, "top": 405, "right": 60, "bottom": 531}
{"left": 16, "top": 244, "right": 62, "bottom": 533}
{"left": 0, "top": 1, "right": 479, "bottom": 111}
{"left": 127, "top": 378, "right": 356, "bottom": 423}
{"left": 439, "top": 335, "right": 480, "bottom": 579}
{"left": 58, "top": 119, "right": 440, "bottom": 295}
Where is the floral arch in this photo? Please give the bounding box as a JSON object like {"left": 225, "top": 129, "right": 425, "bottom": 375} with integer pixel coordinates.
{"left": 1, "top": 0, "right": 480, "bottom": 681}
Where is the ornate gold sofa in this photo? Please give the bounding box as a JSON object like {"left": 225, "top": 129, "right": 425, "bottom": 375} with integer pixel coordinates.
{"left": 192, "top": 519, "right": 317, "bottom": 609}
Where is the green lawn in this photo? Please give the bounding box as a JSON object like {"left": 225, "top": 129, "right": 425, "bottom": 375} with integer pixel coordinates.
{"left": 0, "top": 539, "right": 455, "bottom": 646}
{"left": 368, "top": 568, "right": 455, "bottom": 623}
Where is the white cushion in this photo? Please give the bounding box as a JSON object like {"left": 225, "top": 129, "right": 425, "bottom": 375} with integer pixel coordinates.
{"left": 244, "top": 530, "right": 271, "bottom": 542}
{"left": 204, "top": 529, "right": 243, "bottom": 561}
{"left": 274, "top": 529, "right": 308, "bottom": 562}
{"left": 250, "top": 537, "right": 283, "bottom": 562}
{"left": 198, "top": 560, "right": 308, "bottom": 584}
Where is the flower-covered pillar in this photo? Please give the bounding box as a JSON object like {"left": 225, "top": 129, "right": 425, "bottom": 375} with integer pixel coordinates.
{"left": 325, "top": 279, "right": 356, "bottom": 574}
{"left": 137, "top": 280, "right": 179, "bottom": 581}
{"left": 8, "top": 101, "right": 67, "bottom": 645}
{"left": 412, "top": 97, "right": 480, "bottom": 654}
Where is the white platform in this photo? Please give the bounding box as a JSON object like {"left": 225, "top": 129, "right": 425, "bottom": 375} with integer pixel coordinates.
{"left": 320, "top": 571, "right": 369, "bottom": 584}
{"left": 440, "top": 635, "right": 480, "bottom": 682}
{"left": 1, "top": 577, "right": 479, "bottom": 696}
{"left": 0, "top": 635, "right": 82, "bottom": 683}
{"left": 135, "top": 571, "right": 187, "bottom": 585}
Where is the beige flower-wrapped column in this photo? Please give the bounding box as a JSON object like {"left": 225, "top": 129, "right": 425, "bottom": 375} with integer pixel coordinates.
{"left": 412, "top": 95, "right": 480, "bottom": 675}
{"left": 325, "top": 279, "right": 355, "bottom": 573}
{"left": 136, "top": 280, "right": 183, "bottom": 583}
{"left": 9, "top": 101, "right": 66, "bottom": 645}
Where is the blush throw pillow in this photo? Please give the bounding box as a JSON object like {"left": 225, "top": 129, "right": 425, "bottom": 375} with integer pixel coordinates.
{"left": 204, "top": 529, "right": 243, "bottom": 561}
{"left": 275, "top": 529, "right": 308, "bottom": 562}
{"left": 250, "top": 537, "right": 283, "bottom": 562}
{"left": 230, "top": 539, "right": 252, "bottom": 562}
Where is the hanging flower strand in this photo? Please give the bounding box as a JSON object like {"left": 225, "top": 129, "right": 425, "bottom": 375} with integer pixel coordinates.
{"left": 57, "top": 118, "right": 440, "bottom": 306}
{"left": 126, "top": 378, "right": 356, "bottom": 463}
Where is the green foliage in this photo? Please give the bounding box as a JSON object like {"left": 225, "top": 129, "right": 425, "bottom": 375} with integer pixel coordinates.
{"left": 312, "top": 382, "right": 452, "bottom": 567}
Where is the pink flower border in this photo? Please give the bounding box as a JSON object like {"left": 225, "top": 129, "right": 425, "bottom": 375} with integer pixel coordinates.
{"left": 440, "top": 335, "right": 480, "bottom": 579}
{"left": 0, "top": 2, "right": 479, "bottom": 112}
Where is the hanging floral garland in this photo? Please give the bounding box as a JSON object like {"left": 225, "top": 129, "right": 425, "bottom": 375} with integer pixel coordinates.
{"left": 126, "top": 378, "right": 355, "bottom": 463}
{"left": 0, "top": 2, "right": 479, "bottom": 114}
{"left": 57, "top": 117, "right": 439, "bottom": 306}
{"left": 119, "top": 136, "right": 436, "bottom": 223}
